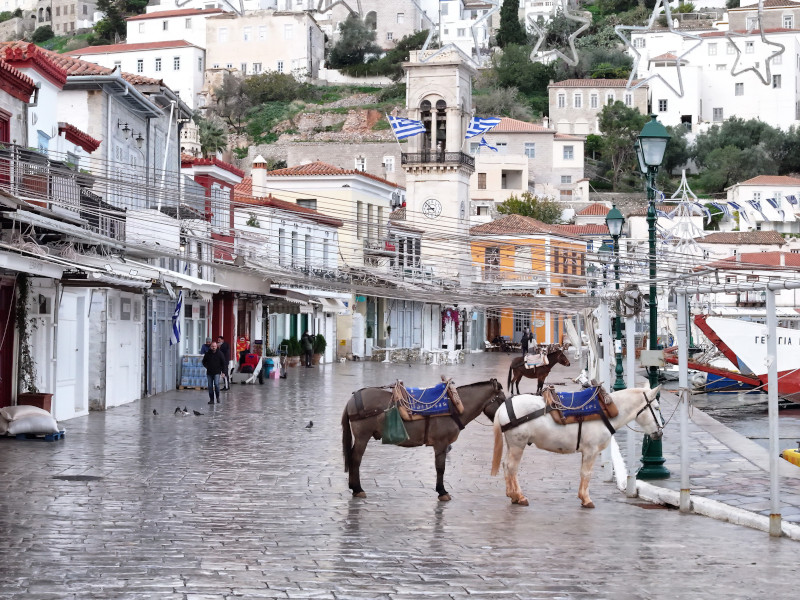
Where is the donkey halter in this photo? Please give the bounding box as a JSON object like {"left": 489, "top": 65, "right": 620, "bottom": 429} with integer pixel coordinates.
{"left": 636, "top": 391, "right": 663, "bottom": 436}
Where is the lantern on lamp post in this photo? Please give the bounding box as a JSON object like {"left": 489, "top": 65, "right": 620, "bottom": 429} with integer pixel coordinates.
{"left": 605, "top": 205, "right": 626, "bottom": 392}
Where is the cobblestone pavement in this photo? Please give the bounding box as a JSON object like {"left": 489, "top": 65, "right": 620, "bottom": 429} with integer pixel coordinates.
{"left": 1, "top": 354, "right": 798, "bottom": 599}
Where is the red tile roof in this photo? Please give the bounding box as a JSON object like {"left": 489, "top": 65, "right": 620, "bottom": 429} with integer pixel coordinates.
{"left": 697, "top": 230, "right": 786, "bottom": 245}
{"left": 626, "top": 203, "right": 674, "bottom": 217}
{"left": 549, "top": 78, "right": 644, "bottom": 88}
{"left": 576, "top": 203, "right": 610, "bottom": 217}
{"left": 705, "top": 252, "right": 800, "bottom": 270}
{"left": 738, "top": 0, "right": 800, "bottom": 8}
{"left": 234, "top": 177, "right": 343, "bottom": 228}
{"left": 470, "top": 214, "right": 579, "bottom": 239}
{"left": 558, "top": 224, "right": 609, "bottom": 235}
{"left": 182, "top": 156, "right": 245, "bottom": 178}
{"left": 736, "top": 175, "right": 800, "bottom": 186}
{"left": 127, "top": 7, "right": 225, "bottom": 20}
{"left": 0, "top": 41, "right": 166, "bottom": 86}
{"left": 58, "top": 122, "right": 101, "bottom": 153}
{"left": 491, "top": 117, "right": 553, "bottom": 133}
{"left": 65, "top": 40, "right": 198, "bottom": 55}
{"left": 554, "top": 133, "right": 583, "bottom": 141}
{"left": 267, "top": 161, "right": 402, "bottom": 189}
{"left": 0, "top": 58, "right": 35, "bottom": 102}
{"left": 1, "top": 42, "right": 67, "bottom": 87}
{"left": 651, "top": 52, "right": 680, "bottom": 61}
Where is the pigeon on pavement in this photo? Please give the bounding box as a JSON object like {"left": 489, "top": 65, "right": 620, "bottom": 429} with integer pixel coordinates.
{"left": 153, "top": 409, "right": 158, "bottom": 415}
{"left": 193, "top": 410, "right": 204, "bottom": 416}
{"left": 305, "top": 421, "right": 313, "bottom": 429}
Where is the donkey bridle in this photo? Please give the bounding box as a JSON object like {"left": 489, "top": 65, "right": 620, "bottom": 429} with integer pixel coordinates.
{"left": 636, "top": 391, "right": 664, "bottom": 437}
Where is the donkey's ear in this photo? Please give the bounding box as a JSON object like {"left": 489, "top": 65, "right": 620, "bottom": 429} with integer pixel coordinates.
{"left": 648, "top": 385, "right": 662, "bottom": 399}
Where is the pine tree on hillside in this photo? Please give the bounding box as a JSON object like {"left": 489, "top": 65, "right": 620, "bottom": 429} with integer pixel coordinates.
{"left": 496, "top": 0, "right": 527, "bottom": 48}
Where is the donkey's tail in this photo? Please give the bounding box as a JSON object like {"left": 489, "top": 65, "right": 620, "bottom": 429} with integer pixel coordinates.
{"left": 506, "top": 361, "right": 514, "bottom": 391}
{"left": 342, "top": 407, "right": 353, "bottom": 473}
{"left": 491, "top": 413, "right": 504, "bottom": 477}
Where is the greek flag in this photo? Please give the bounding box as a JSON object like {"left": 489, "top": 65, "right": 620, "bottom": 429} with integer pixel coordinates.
{"left": 729, "top": 201, "right": 751, "bottom": 225}
{"left": 387, "top": 115, "right": 427, "bottom": 140}
{"left": 479, "top": 136, "right": 498, "bottom": 152}
{"left": 656, "top": 208, "right": 670, "bottom": 219}
{"left": 747, "top": 199, "right": 769, "bottom": 220}
{"left": 170, "top": 290, "right": 182, "bottom": 346}
{"left": 694, "top": 202, "right": 712, "bottom": 224}
{"left": 766, "top": 197, "right": 785, "bottom": 220}
{"left": 787, "top": 195, "right": 797, "bottom": 206}
{"left": 711, "top": 201, "right": 731, "bottom": 219}
{"left": 465, "top": 116, "right": 501, "bottom": 139}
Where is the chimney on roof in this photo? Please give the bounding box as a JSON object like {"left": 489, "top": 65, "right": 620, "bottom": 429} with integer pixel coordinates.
{"left": 252, "top": 154, "right": 268, "bottom": 198}
{"left": 543, "top": 116, "right": 550, "bottom": 128}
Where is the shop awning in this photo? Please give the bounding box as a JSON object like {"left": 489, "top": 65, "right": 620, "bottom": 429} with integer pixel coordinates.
{"left": 315, "top": 297, "right": 348, "bottom": 313}
{"left": 0, "top": 249, "right": 65, "bottom": 279}
{"left": 126, "top": 259, "right": 225, "bottom": 295}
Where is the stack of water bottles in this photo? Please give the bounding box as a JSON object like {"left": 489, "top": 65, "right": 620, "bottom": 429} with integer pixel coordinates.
{"left": 180, "top": 355, "right": 207, "bottom": 388}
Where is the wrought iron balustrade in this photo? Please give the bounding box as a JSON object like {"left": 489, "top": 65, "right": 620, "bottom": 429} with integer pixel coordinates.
{"left": 401, "top": 151, "right": 475, "bottom": 169}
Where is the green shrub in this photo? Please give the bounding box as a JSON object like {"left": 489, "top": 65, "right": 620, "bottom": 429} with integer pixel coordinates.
{"left": 313, "top": 334, "right": 327, "bottom": 355}
{"left": 31, "top": 25, "right": 54, "bottom": 43}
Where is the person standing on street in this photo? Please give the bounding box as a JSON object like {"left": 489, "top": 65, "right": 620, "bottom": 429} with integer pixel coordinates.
{"left": 301, "top": 330, "right": 314, "bottom": 368}
{"left": 202, "top": 341, "right": 226, "bottom": 404}
{"left": 217, "top": 335, "right": 231, "bottom": 390}
{"left": 520, "top": 327, "right": 532, "bottom": 357}
{"left": 200, "top": 337, "right": 212, "bottom": 355}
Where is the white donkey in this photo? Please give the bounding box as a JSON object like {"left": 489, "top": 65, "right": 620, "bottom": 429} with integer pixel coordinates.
{"left": 491, "top": 385, "right": 663, "bottom": 508}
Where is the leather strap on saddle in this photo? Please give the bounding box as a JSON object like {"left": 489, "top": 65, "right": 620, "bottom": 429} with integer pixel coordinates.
{"left": 542, "top": 386, "right": 619, "bottom": 426}
{"left": 500, "top": 397, "right": 554, "bottom": 432}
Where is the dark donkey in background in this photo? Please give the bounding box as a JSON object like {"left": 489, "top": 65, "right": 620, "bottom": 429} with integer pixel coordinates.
{"left": 341, "top": 379, "right": 507, "bottom": 501}
{"left": 507, "top": 345, "right": 571, "bottom": 395}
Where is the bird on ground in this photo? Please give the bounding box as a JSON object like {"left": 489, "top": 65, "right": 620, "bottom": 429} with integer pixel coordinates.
{"left": 305, "top": 421, "right": 313, "bottom": 429}
{"left": 174, "top": 407, "right": 182, "bottom": 415}
{"left": 471, "top": 363, "right": 475, "bottom": 367}
{"left": 193, "top": 410, "right": 203, "bottom": 416}
{"left": 153, "top": 409, "right": 158, "bottom": 415}
{"left": 183, "top": 406, "right": 189, "bottom": 413}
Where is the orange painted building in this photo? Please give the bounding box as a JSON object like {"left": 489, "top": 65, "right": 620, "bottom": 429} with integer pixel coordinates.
{"left": 470, "top": 214, "right": 588, "bottom": 346}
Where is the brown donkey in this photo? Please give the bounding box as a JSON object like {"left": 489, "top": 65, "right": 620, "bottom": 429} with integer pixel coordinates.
{"left": 507, "top": 346, "right": 571, "bottom": 395}
{"left": 341, "top": 379, "right": 506, "bottom": 501}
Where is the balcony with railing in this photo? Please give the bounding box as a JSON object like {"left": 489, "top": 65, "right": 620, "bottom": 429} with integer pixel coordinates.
{"left": 0, "top": 145, "right": 84, "bottom": 215}
{"left": 401, "top": 151, "right": 475, "bottom": 169}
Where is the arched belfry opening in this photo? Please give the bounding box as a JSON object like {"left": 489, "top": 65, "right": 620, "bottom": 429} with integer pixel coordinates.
{"left": 435, "top": 99, "right": 447, "bottom": 155}
{"left": 420, "top": 99, "right": 432, "bottom": 154}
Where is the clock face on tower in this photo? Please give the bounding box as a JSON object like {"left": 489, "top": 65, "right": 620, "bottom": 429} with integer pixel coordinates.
{"left": 422, "top": 198, "right": 442, "bottom": 219}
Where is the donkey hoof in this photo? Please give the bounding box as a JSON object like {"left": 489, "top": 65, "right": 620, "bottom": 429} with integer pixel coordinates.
{"left": 438, "top": 494, "right": 451, "bottom": 502}
{"left": 581, "top": 501, "right": 595, "bottom": 509}
{"left": 353, "top": 491, "right": 367, "bottom": 498}
{"left": 517, "top": 498, "right": 529, "bottom": 506}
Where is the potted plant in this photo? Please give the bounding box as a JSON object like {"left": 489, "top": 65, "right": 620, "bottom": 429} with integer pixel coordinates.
{"left": 286, "top": 337, "right": 302, "bottom": 367}
{"left": 312, "top": 334, "right": 327, "bottom": 365}
{"left": 15, "top": 274, "right": 52, "bottom": 411}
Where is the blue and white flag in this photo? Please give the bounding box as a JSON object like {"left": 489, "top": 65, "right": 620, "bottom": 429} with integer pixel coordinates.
{"left": 747, "top": 199, "right": 769, "bottom": 220}
{"left": 170, "top": 290, "right": 182, "bottom": 346}
{"left": 465, "top": 116, "right": 501, "bottom": 139}
{"left": 656, "top": 208, "right": 671, "bottom": 219}
{"left": 479, "top": 136, "right": 498, "bottom": 152}
{"left": 387, "top": 115, "right": 427, "bottom": 140}
{"left": 729, "top": 201, "right": 751, "bottom": 225}
{"left": 787, "top": 195, "right": 797, "bottom": 206}
{"left": 711, "top": 201, "right": 731, "bottom": 219}
{"left": 694, "top": 202, "right": 712, "bottom": 225}
{"left": 766, "top": 197, "right": 785, "bottom": 220}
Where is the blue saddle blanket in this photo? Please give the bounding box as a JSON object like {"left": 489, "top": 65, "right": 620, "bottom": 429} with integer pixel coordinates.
{"left": 556, "top": 387, "right": 604, "bottom": 418}
{"left": 405, "top": 383, "right": 450, "bottom": 416}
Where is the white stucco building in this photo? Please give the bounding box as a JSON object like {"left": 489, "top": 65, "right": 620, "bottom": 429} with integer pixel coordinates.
{"left": 205, "top": 10, "right": 324, "bottom": 78}
{"left": 547, "top": 79, "right": 649, "bottom": 135}
{"left": 723, "top": 174, "right": 800, "bottom": 233}
{"left": 65, "top": 41, "right": 206, "bottom": 109}
{"left": 126, "top": 7, "right": 225, "bottom": 48}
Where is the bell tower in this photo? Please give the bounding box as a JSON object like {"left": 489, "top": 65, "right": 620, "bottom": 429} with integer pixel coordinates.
{"left": 402, "top": 49, "right": 476, "bottom": 279}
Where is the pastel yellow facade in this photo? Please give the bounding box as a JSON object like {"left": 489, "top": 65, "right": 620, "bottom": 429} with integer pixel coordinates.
{"left": 470, "top": 215, "right": 587, "bottom": 345}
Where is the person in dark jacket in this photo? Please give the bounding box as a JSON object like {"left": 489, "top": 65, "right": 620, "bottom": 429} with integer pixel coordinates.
{"left": 520, "top": 327, "right": 532, "bottom": 357}
{"left": 216, "top": 335, "right": 231, "bottom": 390}
{"left": 301, "top": 331, "right": 314, "bottom": 368}
{"left": 203, "top": 341, "right": 227, "bottom": 404}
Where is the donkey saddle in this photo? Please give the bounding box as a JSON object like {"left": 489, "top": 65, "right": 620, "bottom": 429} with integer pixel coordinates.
{"left": 392, "top": 380, "right": 464, "bottom": 421}
{"left": 542, "top": 385, "right": 618, "bottom": 426}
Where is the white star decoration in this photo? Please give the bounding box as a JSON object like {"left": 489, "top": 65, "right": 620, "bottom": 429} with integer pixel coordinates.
{"left": 615, "top": 0, "right": 703, "bottom": 98}
{"left": 409, "top": 0, "right": 499, "bottom": 66}
{"left": 725, "top": 0, "right": 785, "bottom": 86}
{"left": 527, "top": 0, "right": 590, "bottom": 67}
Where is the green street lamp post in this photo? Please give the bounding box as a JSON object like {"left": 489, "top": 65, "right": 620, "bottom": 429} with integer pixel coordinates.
{"left": 636, "top": 115, "right": 671, "bottom": 480}
{"left": 606, "top": 205, "right": 626, "bottom": 392}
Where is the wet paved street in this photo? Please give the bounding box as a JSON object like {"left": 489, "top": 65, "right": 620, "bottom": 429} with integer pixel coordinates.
{"left": 1, "top": 354, "right": 799, "bottom": 599}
